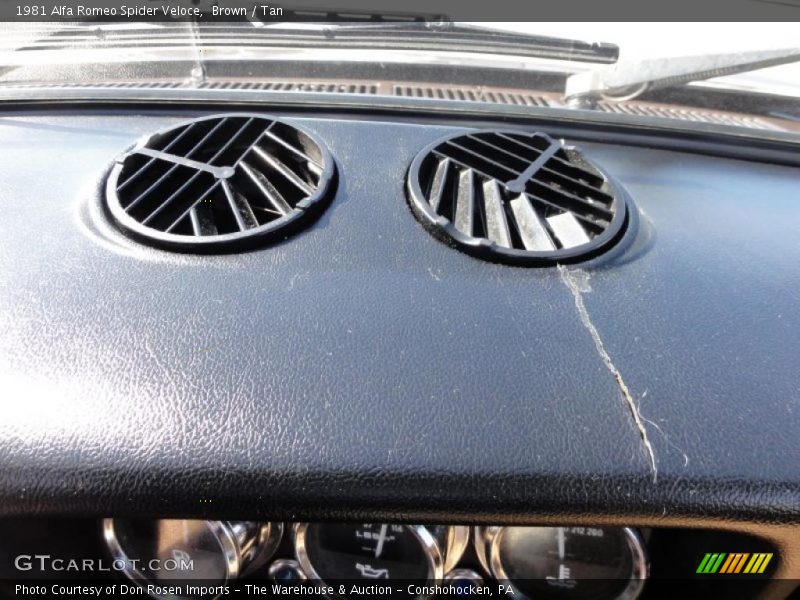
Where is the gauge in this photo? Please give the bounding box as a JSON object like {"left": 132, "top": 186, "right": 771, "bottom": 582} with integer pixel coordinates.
{"left": 103, "top": 519, "right": 282, "bottom": 600}
{"left": 295, "top": 523, "right": 464, "bottom": 597}
{"left": 475, "top": 526, "right": 647, "bottom": 600}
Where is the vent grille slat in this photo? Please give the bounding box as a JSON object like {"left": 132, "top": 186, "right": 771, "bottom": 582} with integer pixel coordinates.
{"left": 107, "top": 114, "right": 335, "bottom": 252}
{"left": 527, "top": 193, "right": 605, "bottom": 234}
{"left": 506, "top": 141, "right": 560, "bottom": 194}
{"left": 221, "top": 179, "right": 257, "bottom": 232}
{"left": 427, "top": 157, "right": 450, "bottom": 213}
{"left": 454, "top": 169, "right": 475, "bottom": 237}
{"left": 429, "top": 151, "right": 611, "bottom": 224}
{"left": 527, "top": 178, "right": 614, "bottom": 221}
{"left": 545, "top": 155, "right": 605, "bottom": 187}
{"left": 210, "top": 118, "right": 261, "bottom": 166}
{"left": 189, "top": 204, "right": 218, "bottom": 237}
{"left": 538, "top": 165, "right": 614, "bottom": 205}
{"left": 465, "top": 134, "right": 544, "bottom": 172}
{"left": 251, "top": 146, "right": 314, "bottom": 195}
{"left": 407, "top": 130, "right": 631, "bottom": 266}
{"left": 509, "top": 194, "right": 556, "bottom": 251}
{"left": 119, "top": 122, "right": 199, "bottom": 191}
{"left": 263, "top": 129, "right": 322, "bottom": 169}
{"left": 440, "top": 142, "right": 518, "bottom": 180}
{"left": 186, "top": 116, "right": 231, "bottom": 155}
{"left": 547, "top": 212, "right": 591, "bottom": 249}
{"left": 123, "top": 160, "right": 182, "bottom": 213}
{"left": 239, "top": 161, "right": 293, "bottom": 216}
{"left": 141, "top": 170, "right": 209, "bottom": 227}
{"left": 482, "top": 180, "right": 512, "bottom": 248}
{"left": 165, "top": 181, "right": 222, "bottom": 233}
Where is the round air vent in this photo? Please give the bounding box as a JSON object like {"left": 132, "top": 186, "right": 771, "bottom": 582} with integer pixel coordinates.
{"left": 105, "top": 114, "right": 335, "bottom": 252}
{"left": 406, "top": 130, "right": 632, "bottom": 266}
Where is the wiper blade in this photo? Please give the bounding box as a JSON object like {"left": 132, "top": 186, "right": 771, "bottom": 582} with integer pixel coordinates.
{"left": 255, "top": 21, "right": 619, "bottom": 63}
{"left": 0, "top": 21, "right": 618, "bottom": 65}
{"left": 565, "top": 47, "right": 800, "bottom": 106}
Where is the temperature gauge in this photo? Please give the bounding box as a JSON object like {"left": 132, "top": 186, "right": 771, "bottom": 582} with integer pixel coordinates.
{"left": 475, "top": 526, "right": 647, "bottom": 600}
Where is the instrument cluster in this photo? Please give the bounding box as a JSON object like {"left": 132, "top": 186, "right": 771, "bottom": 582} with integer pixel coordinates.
{"left": 104, "top": 519, "right": 649, "bottom": 599}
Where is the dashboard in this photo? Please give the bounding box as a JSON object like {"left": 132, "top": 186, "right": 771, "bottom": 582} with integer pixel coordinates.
{"left": 0, "top": 107, "right": 798, "bottom": 599}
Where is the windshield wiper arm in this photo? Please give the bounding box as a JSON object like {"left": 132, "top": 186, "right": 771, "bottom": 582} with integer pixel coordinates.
{"left": 564, "top": 47, "right": 800, "bottom": 107}
{"left": 256, "top": 21, "right": 619, "bottom": 63}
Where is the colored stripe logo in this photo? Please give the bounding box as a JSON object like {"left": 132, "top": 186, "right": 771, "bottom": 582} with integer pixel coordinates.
{"left": 696, "top": 553, "right": 773, "bottom": 574}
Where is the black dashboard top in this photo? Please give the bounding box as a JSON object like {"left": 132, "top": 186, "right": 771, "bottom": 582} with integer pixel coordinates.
{"left": 0, "top": 111, "right": 797, "bottom": 535}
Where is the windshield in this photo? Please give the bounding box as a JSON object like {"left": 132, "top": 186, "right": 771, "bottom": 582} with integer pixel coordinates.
{"left": 1, "top": 20, "right": 799, "bottom": 133}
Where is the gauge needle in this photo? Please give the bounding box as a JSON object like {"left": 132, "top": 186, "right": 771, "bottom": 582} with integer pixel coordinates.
{"left": 557, "top": 527, "right": 565, "bottom": 561}
{"left": 374, "top": 524, "right": 388, "bottom": 558}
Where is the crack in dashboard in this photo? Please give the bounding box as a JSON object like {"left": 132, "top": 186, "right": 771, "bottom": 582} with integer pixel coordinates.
{"left": 558, "top": 265, "right": 659, "bottom": 482}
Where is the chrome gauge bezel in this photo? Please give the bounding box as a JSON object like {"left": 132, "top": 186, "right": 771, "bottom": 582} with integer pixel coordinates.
{"left": 474, "top": 526, "right": 648, "bottom": 600}
{"left": 293, "top": 523, "right": 445, "bottom": 599}
{"left": 236, "top": 521, "right": 284, "bottom": 576}
{"left": 268, "top": 558, "right": 307, "bottom": 581}
{"left": 444, "top": 568, "right": 485, "bottom": 586}
{"left": 103, "top": 518, "right": 240, "bottom": 600}
{"left": 443, "top": 526, "right": 471, "bottom": 573}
